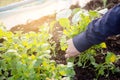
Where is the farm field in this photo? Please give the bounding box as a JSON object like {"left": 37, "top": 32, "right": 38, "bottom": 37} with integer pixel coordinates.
{"left": 0, "top": 0, "right": 120, "bottom": 80}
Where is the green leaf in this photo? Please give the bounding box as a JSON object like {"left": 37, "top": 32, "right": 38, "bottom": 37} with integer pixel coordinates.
{"left": 59, "top": 18, "right": 70, "bottom": 28}
{"left": 72, "top": 8, "right": 80, "bottom": 15}
{"left": 33, "top": 60, "right": 42, "bottom": 67}
{"left": 89, "top": 10, "right": 99, "bottom": 18}
{"left": 90, "top": 56, "right": 97, "bottom": 66}
{"left": 98, "top": 67, "right": 104, "bottom": 76}
{"left": 105, "top": 52, "right": 117, "bottom": 63}
{"left": 77, "top": 62, "right": 82, "bottom": 67}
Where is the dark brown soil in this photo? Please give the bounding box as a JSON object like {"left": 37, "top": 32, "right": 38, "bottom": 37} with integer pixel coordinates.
{"left": 74, "top": 53, "right": 120, "bottom": 80}
{"left": 74, "top": 66, "right": 120, "bottom": 80}
{"left": 106, "top": 35, "right": 120, "bottom": 55}
{"left": 84, "top": 0, "right": 120, "bottom": 10}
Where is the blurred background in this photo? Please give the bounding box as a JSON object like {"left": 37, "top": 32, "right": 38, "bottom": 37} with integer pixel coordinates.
{"left": 0, "top": 0, "right": 91, "bottom": 30}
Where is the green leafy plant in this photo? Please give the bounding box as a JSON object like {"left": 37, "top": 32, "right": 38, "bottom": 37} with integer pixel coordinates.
{"left": 0, "top": 24, "right": 75, "bottom": 80}
{"left": 59, "top": 8, "right": 120, "bottom": 79}
{"left": 94, "top": 52, "right": 120, "bottom": 78}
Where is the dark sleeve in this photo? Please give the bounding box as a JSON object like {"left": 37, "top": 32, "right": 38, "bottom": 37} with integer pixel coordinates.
{"left": 73, "top": 4, "right": 120, "bottom": 52}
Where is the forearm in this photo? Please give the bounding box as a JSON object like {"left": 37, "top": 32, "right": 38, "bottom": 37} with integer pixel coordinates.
{"left": 73, "top": 4, "right": 120, "bottom": 52}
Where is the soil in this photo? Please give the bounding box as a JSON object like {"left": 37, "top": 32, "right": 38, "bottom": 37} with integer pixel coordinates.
{"left": 106, "top": 35, "right": 120, "bottom": 55}
{"left": 69, "top": 0, "right": 120, "bottom": 10}
{"left": 10, "top": 14, "right": 56, "bottom": 33}
{"left": 74, "top": 53, "right": 120, "bottom": 80}
{"left": 84, "top": 0, "right": 120, "bottom": 10}
{"left": 9, "top": 1, "right": 120, "bottom": 80}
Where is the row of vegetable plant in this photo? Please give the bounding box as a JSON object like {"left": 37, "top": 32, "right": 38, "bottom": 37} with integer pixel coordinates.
{"left": 0, "top": 8, "right": 120, "bottom": 80}
{"left": 58, "top": 8, "right": 120, "bottom": 79}
{"left": 0, "top": 24, "right": 75, "bottom": 80}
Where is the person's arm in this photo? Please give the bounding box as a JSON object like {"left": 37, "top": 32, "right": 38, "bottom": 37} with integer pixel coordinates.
{"left": 65, "top": 4, "right": 120, "bottom": 58}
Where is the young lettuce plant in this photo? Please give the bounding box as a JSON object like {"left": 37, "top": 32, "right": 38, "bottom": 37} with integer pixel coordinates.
{"left": 94, "top": 52, "right": 120, "bottom": 79}
{"left": 0, "top": 24, "right": 75, "bottom": 80}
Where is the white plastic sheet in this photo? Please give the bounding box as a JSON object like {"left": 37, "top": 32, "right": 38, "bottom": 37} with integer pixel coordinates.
{"left": 0, "top": 0, "right": 91, "bottom": 30}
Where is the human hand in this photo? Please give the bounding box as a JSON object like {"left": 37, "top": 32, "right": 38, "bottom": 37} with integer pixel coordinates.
{"left": 65, "top": 39, "right": 80, "bottom": 58}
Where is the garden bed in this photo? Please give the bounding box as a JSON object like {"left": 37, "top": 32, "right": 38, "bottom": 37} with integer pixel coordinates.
{"left": 1, "top": 0, "right": 120, "bottom": 80}
{"left": 10, "top": 14, "right": 120, "bottom": 80}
